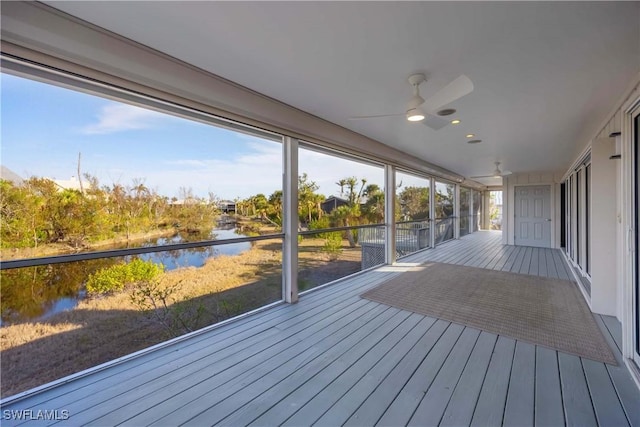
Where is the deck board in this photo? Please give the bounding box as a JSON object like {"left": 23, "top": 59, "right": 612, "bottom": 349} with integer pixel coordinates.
{"left": 583, "top": 358, "right": 630, "bottom": 427}
{"left": 545, "top": 249, "right": 559, "bottom": 279}
{"left": 602, "top": 314, "right": 623, "bottom": 353}
{"left": 339, "top": 320, "right": 450, "bottom": 427}
{"left": 502, "top": 246, "right": 523, "bottom": 273}
{"left": 595, "top": 315, "right": 640, "bottom": 427}
{"left": 552, "top": 250, "right": 571, "bottom": 280}
{"left": 558, "top": 353, "right": 597, "bottom": 426}
{"left": 535, "top": 346, "right": 565, "bottom": 427}
{"left": 264, "top": 316, "right": 436, "bottom": 427}
{"left": 528, "top": 247, "right": 540, "bottom": 275}
{"left": 470, "top": 336, "right": 516, "bottom": 426}
{"left": 3, "top": 231, "right": 640, "bottom": 427}
{"left": 225, "top": 312, "right": 425, "bottom": 426}
{"left": 438, "top": 332, "right": 497, "bottom": 427}
{"left": 374, "top": 323, "right": 465, "bottom": 427}
{"left": 108, "top": 303, "right": 389, "bottom": 425}
{"left": 511, "top": 245, "right": 528, "bottom": 273}
{"left": 502, "top": 341, "right": 535, "bottom": 427}
{"left": 408, "top": 328, "right": 481, "bottom": 426}
{"left": 519, "top": 247, "right": 533, "bottom": 274}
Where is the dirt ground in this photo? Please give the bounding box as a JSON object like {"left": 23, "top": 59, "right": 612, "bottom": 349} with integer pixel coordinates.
{"left": 0, "top": 236, "right": 362, "bottom": 397}
{"left": 0, "top": 228, "right": 178, "bottom": 261}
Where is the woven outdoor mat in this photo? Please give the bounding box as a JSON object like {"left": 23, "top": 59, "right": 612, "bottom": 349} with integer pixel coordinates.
{"left": 361, "top": 262, "right": 616, "bottom": 364}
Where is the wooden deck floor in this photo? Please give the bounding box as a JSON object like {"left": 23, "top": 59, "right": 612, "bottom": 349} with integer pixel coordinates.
{"left": 2, "top": 231, "right": 639, "bottom": 426}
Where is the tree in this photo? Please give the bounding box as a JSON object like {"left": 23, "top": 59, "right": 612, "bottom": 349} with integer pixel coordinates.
{"left": 398, "top": 186, "right": 430, "bottom": 221}
{"left": 361, "top": 184, "right": 385, "bottom": 223}
{"left": 0, "top": 179, "right": 44, "bottom": 248}
{"left": 171, "top": 187, "right": 218, "bottom": 236}
{"left": 267, "top": 190, "right": 283, "bottom": 226}
{"left": 298, "top": 173, "right": 324, "bottom": 225}
{"left": 331, "top": 176, "right": 368, "bottom": 247}
{"left": 435, "top": 184, "right": 454, "bottom": 218}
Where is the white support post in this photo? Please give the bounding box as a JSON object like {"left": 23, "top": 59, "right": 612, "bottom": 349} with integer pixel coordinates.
{"left": 283, "top": 137, "right": 299, "bottom": 303}
{"left": 482, "top": 191, "right": 491, "bottom": 230}
{"left": 454, "top": 184, "right": 461, "bottom": 239}
{"left": 385, "top": 164, "right": 396, "bottom": 265}
{"left": 430, "top": 177, "right": 436, "bottom": 248}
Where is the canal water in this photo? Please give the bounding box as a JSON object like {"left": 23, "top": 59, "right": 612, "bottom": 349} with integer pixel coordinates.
{"left": 0, "top": 228, "right": 252, "bottom": 325}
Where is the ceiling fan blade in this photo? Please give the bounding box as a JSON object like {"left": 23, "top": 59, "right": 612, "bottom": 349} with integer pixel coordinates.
{"left": 470, "top": 174, "right": 501, "bottom": 179}
{"left": 422, "top": 75, "right": 474, "bottom": 112}
{"left": 422, "top": 115, "right": 449, "bottom": 130}
{"left": 470, "top": 171, "right": 512, "bottom": 179}
{"left": 348, "top": 113, "right": 404, "bottom": 120}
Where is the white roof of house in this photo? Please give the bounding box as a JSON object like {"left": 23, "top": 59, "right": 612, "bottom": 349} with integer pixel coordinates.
{"left": 0, "top": 166, "right": 24, "bottom": 185}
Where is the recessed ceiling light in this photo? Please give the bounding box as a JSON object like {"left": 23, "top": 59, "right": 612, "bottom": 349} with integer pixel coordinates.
{"left": 466, "top": 134, "right": 475, "bottom": 138}
{"left": 467, "top": 139, "right": 482, "bottom": 144}
{"left": 451, "top": 119, "right": 461, "bottom": 125}
{"left": 437, "top": 108, "right": 457, "bottom": 116}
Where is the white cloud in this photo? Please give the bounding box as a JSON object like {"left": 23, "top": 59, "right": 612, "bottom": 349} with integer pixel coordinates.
{"left": 155, "top": 141, "right": 283, "bottom": 199}
{"left": 91, "top": 140, "right": 390, "bottom": 200}
{"left": 143, "top": 142, "right": 387, "bottom": 200}
{"left": 81, "top": 103, "right": 171, "bottom": 134}
{"left": 298, "top": 148, "right": 385, "bottom": 196}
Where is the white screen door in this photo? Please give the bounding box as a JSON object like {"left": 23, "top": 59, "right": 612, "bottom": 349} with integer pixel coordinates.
{"left": 515, "top": 185, "right": 551, "bottom": 248}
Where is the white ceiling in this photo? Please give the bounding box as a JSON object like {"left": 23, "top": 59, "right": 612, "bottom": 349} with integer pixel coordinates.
{"left": 45, "top": 1, "right": 639, "bottom": 185}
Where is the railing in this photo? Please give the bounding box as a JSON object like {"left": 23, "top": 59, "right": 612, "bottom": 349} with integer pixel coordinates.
{"left": 459, "top": 215, "right": 471, "bottom": 236}
{"left": 298, "top": 223, "right": 385, "bottom": 291}
{"left": 0, "top": 233, "right": 285, "bottom": 398}
{"left": 490, "top": 212, "right": 503, "bottom": 230}
{"left": 434, "top": 217, "right": 455, "bottom": 244}
{"left": 395, "top": 220, "right": 431, "bottom": 256}
{"left": 0, "top": 233, "right": 284, "bottom": 270}
{"left": 356, "top": 220, "right": 431, "bottom": 263}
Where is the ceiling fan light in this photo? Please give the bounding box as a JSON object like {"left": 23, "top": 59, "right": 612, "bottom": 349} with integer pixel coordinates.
{"left": 406, "top": 108, "right": 425, "bottom": 122}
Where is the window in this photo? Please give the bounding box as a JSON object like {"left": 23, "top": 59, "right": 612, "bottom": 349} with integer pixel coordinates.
{"left": 489, "top": 191, "right": 503, "bottom": 231}
{"left": 472, "top": 190, "right": 482, "bottom": 232}
{"left": 459, "top": 187, "right": 471, "bottom": 236}
{"left": 1, "top": 72, "right": 285, "bottom": 396}
{"left": 396, "top": 170, "right": 431, "bottom": 256}
{"left": 563, "top": 155, "right": 591, "bottom": 281}
{"left": 297, "top": 144, "right": 385, "bottom": 291}
{"left": 434, "top": 180, "right": 455, "bottom": 243}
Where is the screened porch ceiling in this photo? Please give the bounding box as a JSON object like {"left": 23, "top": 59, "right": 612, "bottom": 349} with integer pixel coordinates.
{"left": 43, "top": 1, "right": 639, "bottom": 185}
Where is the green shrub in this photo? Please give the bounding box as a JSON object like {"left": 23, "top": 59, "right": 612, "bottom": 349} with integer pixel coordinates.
{"left": 86, "top": 258, "right": 164, "bottom": 294}
{"left": 309, "top": 217, "right": 331, "bottom": 231}
{"left": 130, "top": 279, "right": 205, "bottom": 336}
{"left": 322, "top": 232, "right": 343, "bottom": 259}
{"left": 309, "top": 217, "right": 335, "bottom": 239}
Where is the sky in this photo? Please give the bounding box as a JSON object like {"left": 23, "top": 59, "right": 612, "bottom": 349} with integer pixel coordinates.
{"left": 1, "top": 73, "right": 429, "bottom": 200}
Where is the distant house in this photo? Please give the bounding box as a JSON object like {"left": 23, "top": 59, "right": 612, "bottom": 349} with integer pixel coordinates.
{"left": 320, "top": 196, "right": 349, "bottom": 214}
{"left": 169, "top": 197, "right": 204, "bottom": 206}
{"left": 218, "top": 200, "right": 236, "bottom": 213}
{"left": 0, "top": 166, "right": 24, "bottom": 186}
{"left": 52, "top": 176, "right": 84, "bottom": 192}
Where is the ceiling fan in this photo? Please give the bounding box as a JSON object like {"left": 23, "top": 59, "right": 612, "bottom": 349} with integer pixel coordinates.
{"left": 349, "top": 73, "right": 474, "bottom": 130}
{"left": 470, "top": 162, "right": 513, "bottom": 179}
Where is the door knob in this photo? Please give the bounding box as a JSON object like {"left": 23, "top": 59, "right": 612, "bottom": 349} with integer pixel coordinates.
{"left": 545, "top": 219, "right": 552, "bottom": 222}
